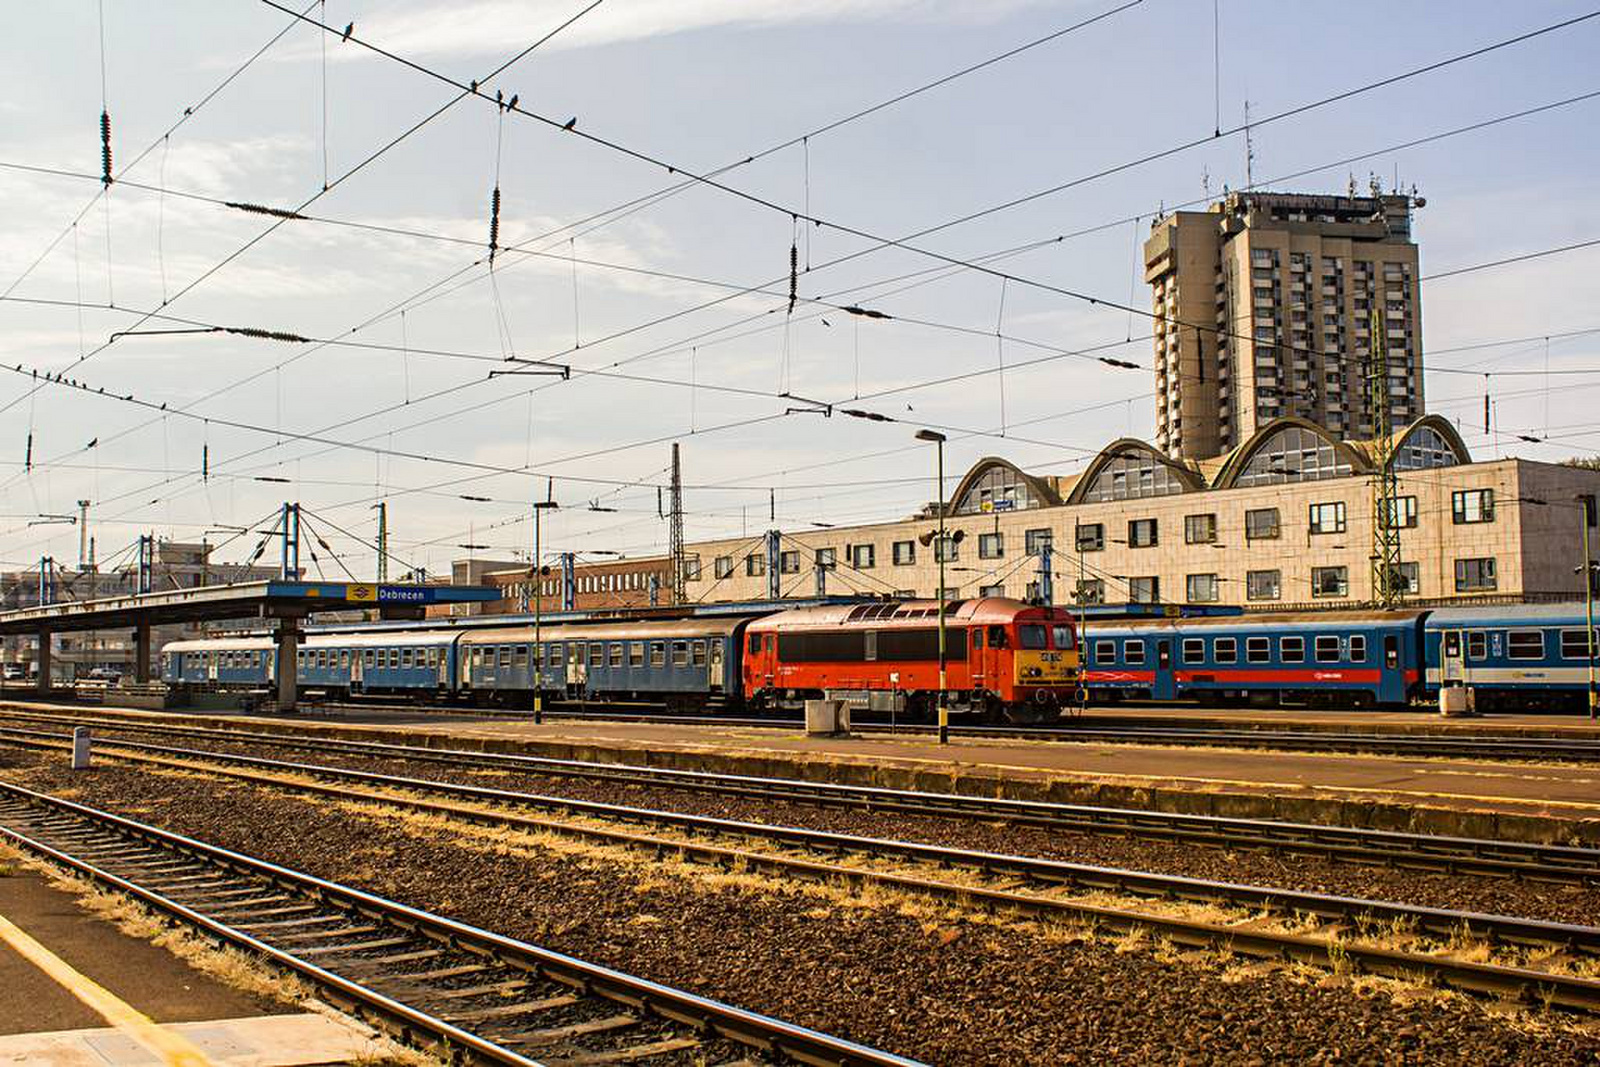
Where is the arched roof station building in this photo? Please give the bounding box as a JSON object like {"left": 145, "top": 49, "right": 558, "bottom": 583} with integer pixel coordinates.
{"left": 497, "top": 414, "right": 1600, "bottom": 615}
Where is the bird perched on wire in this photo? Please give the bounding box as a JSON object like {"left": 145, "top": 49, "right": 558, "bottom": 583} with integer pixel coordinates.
{"left": 562, "top": 116, "right": 577, "bottom": 130}
{"left": 340, "top": 21, "right": 354, "bottom": 41}
{"left": 507, "top": 94, "right": 518, "bottom": 110}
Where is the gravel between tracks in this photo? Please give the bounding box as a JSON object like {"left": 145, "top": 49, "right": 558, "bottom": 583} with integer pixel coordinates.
{"left": 57, "top": 727, "right": 1600, "bottom": 926}
{"left": 6, "top": 751, "right": 1600, "bottom": 1065}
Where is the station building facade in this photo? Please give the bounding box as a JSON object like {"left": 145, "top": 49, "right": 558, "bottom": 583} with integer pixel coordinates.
{"left": 492, "top": 415, "right": 1600, "bottom": 615}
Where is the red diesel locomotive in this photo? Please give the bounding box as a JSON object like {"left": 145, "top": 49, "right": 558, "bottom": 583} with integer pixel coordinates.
{"left": 742, "top": 597, "right": 1080, "bottom": 723}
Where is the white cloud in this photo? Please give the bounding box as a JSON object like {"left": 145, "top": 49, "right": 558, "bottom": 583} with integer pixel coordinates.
{"left": 280, "top": 0, "right": 1058, "bottom": 63}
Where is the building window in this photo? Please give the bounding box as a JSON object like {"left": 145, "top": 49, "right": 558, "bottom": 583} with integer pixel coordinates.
{"left": 1025, "top": 528, "right": 1053, "bottom": 555}
{"left": 778, "top": 551, "right": 800, "bottom": 575}
{"left": 1074, "top": 578, "right": 1105, "bottom": 604}
{"left": 745, "top": 553, "right": 766, "bottom": 577}
{"left": 1312, "top": 565, "right": 1349, "bottom": 598}
{"left": 1245, "top": 508, "right": 1280, "bottom": 540}
{"left": 1184, "top": 513, "right": 1217, "bottom": 544}
{"left": 1308, "top": 501, "right": 1347, "bottom": 535}
{"left": 1079, "top": 447, "right": 1193, "bottom": 502}
{"left": 935, "top": 535, "right": 960, "bottom": 563}
{"left": 684, "top": 556, "right": 702, "bottom": 581}
{"left": 1128, "top": 576, "right": 1159, "bottom": 603}
{"left": 1452, "top": 489, "right": 1494, "bottom": 524}
{"left": 850, "top": 544, "right": 875, "bottom": 570}
{"left": 1385, "top": 496, "right": 1418, "bottom": 529}
{"left": 978, "top": 532, "right": 1004, "bottom": 559}
{"left": 1128, "top": 518, "right": 1158, "bottom": 548}
{"left": 1186, "top": 573, "right": 1219, "bottom": 603}
{"left": 978, "top": 584, "right": 1006, "bottom": 598}
{"left": 1246, "top": 569, "right": 1280, "bottom": 601}
{"left": 816, "top": 548, "right": 837, "bottom": 572}
{"left": 1396, "top": 561, "right": 1420, "bottom": 595}
{"left": 893, "top": 540, "right": 915, "bottom": 566}
{"left": 1075, "top": 524, "right": 1104, "bottom": 552}
{"left": 1454, "top": 557, "right": 1497, "bottom": 592}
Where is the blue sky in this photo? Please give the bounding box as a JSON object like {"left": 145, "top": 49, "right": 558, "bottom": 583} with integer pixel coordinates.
{"left": 1, "top": 0, "right": 1597, "bottom": 576}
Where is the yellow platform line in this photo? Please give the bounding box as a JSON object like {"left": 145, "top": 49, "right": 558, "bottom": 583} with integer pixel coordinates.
{"left": 0, "top": 912, "right": 212, "bottom": 1066}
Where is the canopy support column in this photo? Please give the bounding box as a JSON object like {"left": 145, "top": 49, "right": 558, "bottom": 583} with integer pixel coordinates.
{"left": 275, "top": 617, "right": 302, "bottom": 712}
{"left": 133, "top": 623, "right": 151, "bottom": 684}
{"left": 36, "top": 632, "right": 51, "bottom": 693}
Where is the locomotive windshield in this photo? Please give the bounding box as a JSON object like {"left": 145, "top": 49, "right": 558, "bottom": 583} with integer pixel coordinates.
{"left": 1051, "top": 624, "right": 1076, "bottom": 650}
{"left": 1018, "top": 625, "right": 1047, "bottom": 649}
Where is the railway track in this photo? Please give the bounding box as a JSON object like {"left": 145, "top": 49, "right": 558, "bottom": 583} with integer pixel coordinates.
{"left": 0, "top": 779, "right": 917, "bottom": 1067}
{"left": 7, "top": 727, "right": 1600, "bottom": 1011}
{"left": 0, "top": 709, "right": 1595, "bottom": 885}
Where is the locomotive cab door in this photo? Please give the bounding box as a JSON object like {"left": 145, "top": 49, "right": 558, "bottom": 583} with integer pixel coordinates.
{"left": 1152, "top": 639, "right": 1176, "bottom": 701}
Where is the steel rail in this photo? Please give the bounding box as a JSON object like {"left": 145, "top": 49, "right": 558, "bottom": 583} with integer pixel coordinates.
{"left": 0, "top": 711, "right": 1596, "bottom": 885}
{"left": 11, "top": 728, "right": 1600, "bottom": 957}
{"left": 0, "top": 780, "right": 923, "bottom": 1067}
{"left": 10, "top": 734, "right": 1600, "bottom": 1012}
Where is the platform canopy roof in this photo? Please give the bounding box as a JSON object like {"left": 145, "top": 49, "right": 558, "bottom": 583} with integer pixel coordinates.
{"left": 0, "top": 580, "right": 498, "bottom": 635}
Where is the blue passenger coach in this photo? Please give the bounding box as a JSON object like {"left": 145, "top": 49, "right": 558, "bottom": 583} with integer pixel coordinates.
{"left": 1424, "top": 604, "right": 1600, "bottom": 711}
{"left": 1083, "top": 610, "right": 1426, "bottom": 707}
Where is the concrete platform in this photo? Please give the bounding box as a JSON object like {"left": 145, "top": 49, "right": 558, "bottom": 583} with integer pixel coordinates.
{"left": 0, "top": 861, "right": 383, "bottom": 1063}
{"left": 6, "top": 698, "right": 1598, "bottom": 846}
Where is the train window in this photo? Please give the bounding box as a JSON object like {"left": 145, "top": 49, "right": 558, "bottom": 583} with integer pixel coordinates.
{"left": 1019, "top": 625, "right": 1046, "bottom": 649}
{"left": 297, "top": 651, "right": 306, "bottom": 666}
{"left": 972, "top": 630, "right": 984, "bottom": 650}
{"left": 609, "top": 643, "right": 623, "bottom": 667}
{"left": 1248, "top": 637, "right": 1272, "bottom": 664}
{"left": 1314, "top": 636, "right": 1341, "bottom": 663}
{"left": 498, "top": 647, "right": 511, "bottom": 668}
{"left": 1094, "top": 640, "right": 1116, "bottom": 665}
{"left": 401, "top": 649, "right": 414, "bottom": 668}
{"left": 514, "top": 645, "right": 528, "bottom": 667}
{"left": 1347, "top": 635, "right": 1367, "bottom": 662}
{"left": 340, "top": 650, "right": 351, "bottom": 669}
{"left": 428, "top": 649, "right": 440, "bottom": 668}
{"left": 1124, "top": 640, "right": 1144, "bottom": 664}
{"left": 1561, "top": 630, "right": 1597, "bottom": 660}
{"left": 1181, "top": 639, "right": 1205, "bottom": 664}
{"left": 1051, "top": 625, "right": 1076, "bottom": 650}
{"left": 569, "top": 644, "right": 583, "bottom": 666}
{"left": 1466, "top": 632, "right": 1487, "bottom": 660}
{"left": 988, "top": 626, "right": 1009, "bottom": 649}
{"left": 588, "top": 644, "right": 603, "bottom": 667}
{"left": 748, "top": 633, "right": 761, "bottom": 655}
{"left": 470, "top": 648, "right": 483, "bottom": 670}
{"left": 692, "top": 641, "right": 707, "bottom": 666}
{"left": 390, "top": 649, "right": 402, "bottom": 668}
{"left": 651, "top": 643, "right": 666, "bottom": 667}
{"left": 711, "top": 642, "right": 723, "bottom": 664}
{"left": 318, "top": 650, "right": 329, "bottom": 668}
{"left": 1507, "top": 631, "right": 1545, "bottom": 660}
{"left": 629, "top": 643, "right": 644, "bottom": 667}
{"left": 1213, "top": 637, "right": 1237, "bottom": 664}
{"left": 672, "top": 641, "right": 689, "bottom": 666}
{"left": 364, "top": 650, "right": 375, "bottom": 668}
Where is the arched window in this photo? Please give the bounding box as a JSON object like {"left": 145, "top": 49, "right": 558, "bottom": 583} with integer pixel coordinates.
{"left": 949, "top": 461, "right": 1057, "bottom": 514}
{"left": 1079, "top": 448, "right": 1192, "bottom": 503}
{"left": 1232, "top": 425, "right": 1354, "bottom": 487}
{"left": 1392, "top": 424, "right": 1461, "bottom": 471}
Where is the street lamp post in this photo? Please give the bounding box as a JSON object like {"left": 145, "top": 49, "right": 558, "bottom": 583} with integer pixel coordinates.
{"left": 915, "top": 429, "right": 950, "bottom": 744}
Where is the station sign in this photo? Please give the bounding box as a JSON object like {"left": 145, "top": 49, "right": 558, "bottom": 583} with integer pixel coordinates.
{"left": 267, "top": 581, "right": 497, "bottom": 605}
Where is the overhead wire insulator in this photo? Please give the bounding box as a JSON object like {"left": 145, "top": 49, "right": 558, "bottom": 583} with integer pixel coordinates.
{"left": 99, "top": 110, "right": 112, "bottom": 185}
{"left": 24, "top": 432, "right": 32, "bottom": 473}
{"left": 787, "top": 238, "right": 798, "bottom": 315}
{"left": 488, "top": 186, "right": 502, "bottom": 262}
{"left": 225, "top": 201, "right": 309, "bottom": 220}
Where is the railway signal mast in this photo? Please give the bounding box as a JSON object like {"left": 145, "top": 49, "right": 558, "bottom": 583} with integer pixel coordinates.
{"left": 668, "top": 443, "right": 686, "bottom": 605}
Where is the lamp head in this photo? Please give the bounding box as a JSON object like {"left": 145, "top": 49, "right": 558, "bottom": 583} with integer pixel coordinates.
{"left": 914, "top": 429, "right": 947, "bottom": 443}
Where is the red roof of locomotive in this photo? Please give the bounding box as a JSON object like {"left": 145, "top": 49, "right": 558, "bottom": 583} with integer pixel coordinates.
{"left": 746, "top": 597, "right": 1069, "bottom": 633}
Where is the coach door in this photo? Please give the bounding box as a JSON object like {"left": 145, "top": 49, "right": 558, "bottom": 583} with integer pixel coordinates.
{"left": 569, "top": 642, "right": 588, "bottom": 687}
{"left": 1152, "top": 638, "right": 1176, "bottom": 701}
{"left": 1441, "top": 631, "right": 1465, "bottom": 686}
{"left": 709, "top": 640, "right": 725, "bottom": 690}
{"left": 350, "top": 649, "right": 364, "bottom": 690}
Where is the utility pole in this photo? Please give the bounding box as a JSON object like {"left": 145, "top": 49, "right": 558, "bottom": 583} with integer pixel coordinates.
{"left": 1367, "top": 308, "right": 1402, "bottom": 607}
{"left": 77, "top": 500, "right": 90, "bottom": 570}
{"left": 373, "top": 502, "right": 388, "bottom": 582}
{"left": 668, "top": 443, "right": 686, "bottom": 604}
{"left": 1582, "top": 500, "right": 1598, "bottom": 720}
